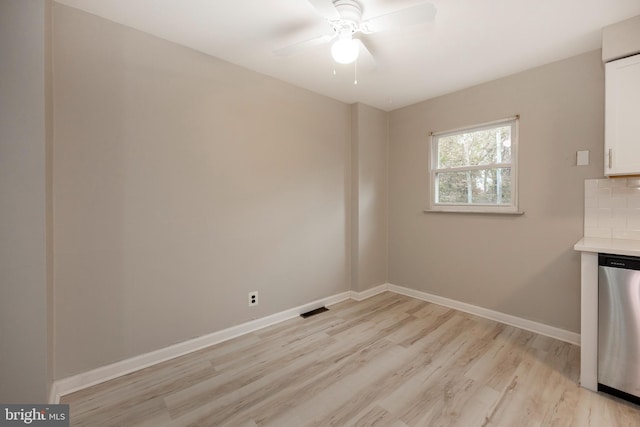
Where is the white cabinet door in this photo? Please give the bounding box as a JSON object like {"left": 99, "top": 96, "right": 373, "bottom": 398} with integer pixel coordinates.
{"left": 605, "top": 54, "right": 640, "bottom": 176}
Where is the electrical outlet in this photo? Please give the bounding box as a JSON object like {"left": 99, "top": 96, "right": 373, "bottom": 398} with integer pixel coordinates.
{"left": 248, "top": 291, "right": 258, "bottom": 307}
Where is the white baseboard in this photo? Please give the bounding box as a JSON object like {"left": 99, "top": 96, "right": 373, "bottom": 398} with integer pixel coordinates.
{"left": 49, "top": 291, "right": 351, "bottom": 403}
{"left": 50, "top": 282, "right": 580, "bottom": 402}
{"left": 387, "top": 284, "right": 580, "bottom": 346}
{"left": 350, "top": 283, "right": 389, "bottom": 301}
{"left": 48, "top": 382, "right": 59, "bottom": 406}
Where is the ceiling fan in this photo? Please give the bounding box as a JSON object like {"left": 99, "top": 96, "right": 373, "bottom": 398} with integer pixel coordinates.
{"left": 275, "top": 0, "right": 437, "bottom": 65}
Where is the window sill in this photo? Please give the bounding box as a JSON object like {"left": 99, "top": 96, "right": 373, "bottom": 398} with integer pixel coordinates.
{"left": 423, "top": 208, "right": 525, "bottom": 215}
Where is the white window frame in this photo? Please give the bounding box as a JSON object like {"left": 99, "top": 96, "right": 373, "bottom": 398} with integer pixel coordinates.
{"left": 428, "top": 116, "right": 520, "bottom": 214}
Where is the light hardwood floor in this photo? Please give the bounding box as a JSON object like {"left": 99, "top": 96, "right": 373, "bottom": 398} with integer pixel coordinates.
{"left": 61, "top": 292, "right": 640, "bottom": 426}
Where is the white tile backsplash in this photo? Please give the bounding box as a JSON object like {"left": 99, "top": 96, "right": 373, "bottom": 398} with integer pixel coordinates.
{"left": 629, "top": 198, "right": 640, "bottom": 209}
{"left": 585, "top": 179, "right": 598, "bottom": 193}
{"left": 612, "top": 229, "right": 640, "bottom": 240}
{"left": 585, "top": 227, "right": 613, "bottom": 238}
{"left": 627, "top": 209, "right": 640, "bottom": 229}
{"left": 584, "top": 178, "right": 640, "bottom": 240}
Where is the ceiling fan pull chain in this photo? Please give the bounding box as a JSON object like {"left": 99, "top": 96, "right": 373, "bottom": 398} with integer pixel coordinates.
{"left": 354, "top": 58, "right": 358, "bottom": 85}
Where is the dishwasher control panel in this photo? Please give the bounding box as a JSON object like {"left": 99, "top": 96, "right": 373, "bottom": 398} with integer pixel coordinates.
{"left": 599, "top": 253, "right": 640, "bottom": 270}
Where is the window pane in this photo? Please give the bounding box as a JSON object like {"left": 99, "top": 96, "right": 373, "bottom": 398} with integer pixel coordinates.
{"left": 499, "top": 168, "right": 512, "bottom": 204}
{"left": 469, "top": 168, "right": 511, "bottom": 204}
{"left": 437, "top": 135, "right": 466, "bottom": 168}
{"left": 437, "top": 125, "right": 511, "bottom": 168}
{"left": 436, "top": 171, "right": 469, "bottom": 203}
{"left": 436, "top": 168, "right": 511, "bottom": 205}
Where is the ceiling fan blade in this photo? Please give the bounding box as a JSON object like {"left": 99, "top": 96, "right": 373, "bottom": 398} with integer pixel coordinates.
{"left": 306, "top": 0, "right": 341, "bottom": 20}
{"left": 362, "top": 2, "right": 436, "bottom": 33}
{"left": 274, "top": 34, "right": 335, "bottom": 56}
{"left": 354, "top": 39, "right": 377, "bottom": 71}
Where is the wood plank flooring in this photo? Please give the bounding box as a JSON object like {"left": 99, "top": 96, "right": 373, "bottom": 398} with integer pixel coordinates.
{"left": 61, "top": 292, "right": 640, "bottom": 426}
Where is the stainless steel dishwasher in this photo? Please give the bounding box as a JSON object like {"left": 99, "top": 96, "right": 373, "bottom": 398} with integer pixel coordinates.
{"left": 598, "top": 253, "right": 640, "bottom": 404}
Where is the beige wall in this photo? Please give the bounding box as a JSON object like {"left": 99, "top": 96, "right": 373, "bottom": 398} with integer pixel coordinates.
{"left": 388, "top": 50, "right": 605, "bottom": 333}
{"left": 602, "top": 15, "right": 640, "bottom": 62}
{"left": 350, "top": 104, "right": 388, "bottom": 292}
{"left": 0, "top": 0, "right": 53, "bottom": 402}
{"left": 47, "top": 3, "right": 609, "bottom": 382}
{"left": 53, "top": 5, "right": 350, "bottom": 378}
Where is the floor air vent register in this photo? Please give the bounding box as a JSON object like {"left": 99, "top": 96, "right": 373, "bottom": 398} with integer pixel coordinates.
{"left": 300, "top": 306, "right": 329, "bottom": 318}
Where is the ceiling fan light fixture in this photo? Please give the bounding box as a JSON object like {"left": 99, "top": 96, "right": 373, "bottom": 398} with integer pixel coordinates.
{"left": 331, "top": 36, "right": 359, "bottom": 64}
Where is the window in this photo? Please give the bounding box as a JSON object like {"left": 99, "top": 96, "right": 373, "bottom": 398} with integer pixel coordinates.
{"left": 429, "top": 116, "right": 519, "bottom": 213}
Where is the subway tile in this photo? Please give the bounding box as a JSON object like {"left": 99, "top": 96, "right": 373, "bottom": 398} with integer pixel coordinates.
{"left": 598, "top": 196, "right": 627, "bottom": 209}
{"left": 627, "top": 178, "right": 640, "bottom": 188}
{"left": 596, "top": 207, "right": 618, "bottom": 229}
{"left": 612, "top": 187, "right": 640, "bottom": 197}
{"left": 598, "top": 213, "right": 626, "bottom": 229}
{"left": 585, "top": 197, "right": 598, "bottom": 208}
{"left": 611, "top": 197, "right": 628, "bottom": 209}
{"left": 598, "top": 178, "right": 628, "bottom": 189}
{"left": 584, "top": 207, "right": 598, "bottom": 228}
{"left": 627, "top": 209, "right": 640, "bottom": 229}
{"left": 613, "top": 229, "right": 640, "bottom": 240}
{"left": 628, "top": 196, "right": 640, "bottom": 209}
{"left": 610, "top": 177, "right": 628, "bottom": 187}
{"left": 598, "top": 179, "right": 613, "bottom": 189}
{"left": 585, "top": 227, "right": 612, "bottom": 238}
{"left": 613, "top": 207, "right": 629, "bottom": 221}
{"left": 585, "top": 179, "right": 599, "bottom": 197}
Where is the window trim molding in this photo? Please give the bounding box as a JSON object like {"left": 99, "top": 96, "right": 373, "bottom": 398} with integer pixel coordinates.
{"left": 428, "top": 116, "right": 520, "bottom": 214}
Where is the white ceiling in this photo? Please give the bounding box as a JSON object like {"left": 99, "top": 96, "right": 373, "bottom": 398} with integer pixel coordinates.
{"left": 55, "top": 0, "right": 640, "bottom": 111}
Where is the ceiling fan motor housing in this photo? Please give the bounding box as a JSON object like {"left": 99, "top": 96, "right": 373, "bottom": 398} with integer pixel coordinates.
{"left": 332, "top": 0, "right": 363, "bottom": 32}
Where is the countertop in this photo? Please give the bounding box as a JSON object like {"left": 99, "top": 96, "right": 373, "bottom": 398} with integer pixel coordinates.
{"left": 574, "top": 237, "right": 640, "bottom": 257}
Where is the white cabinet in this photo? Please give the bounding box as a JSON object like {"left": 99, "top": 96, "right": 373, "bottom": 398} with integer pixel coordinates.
{"left": 605, "top": 54, "right": 640, "bottom": 176}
